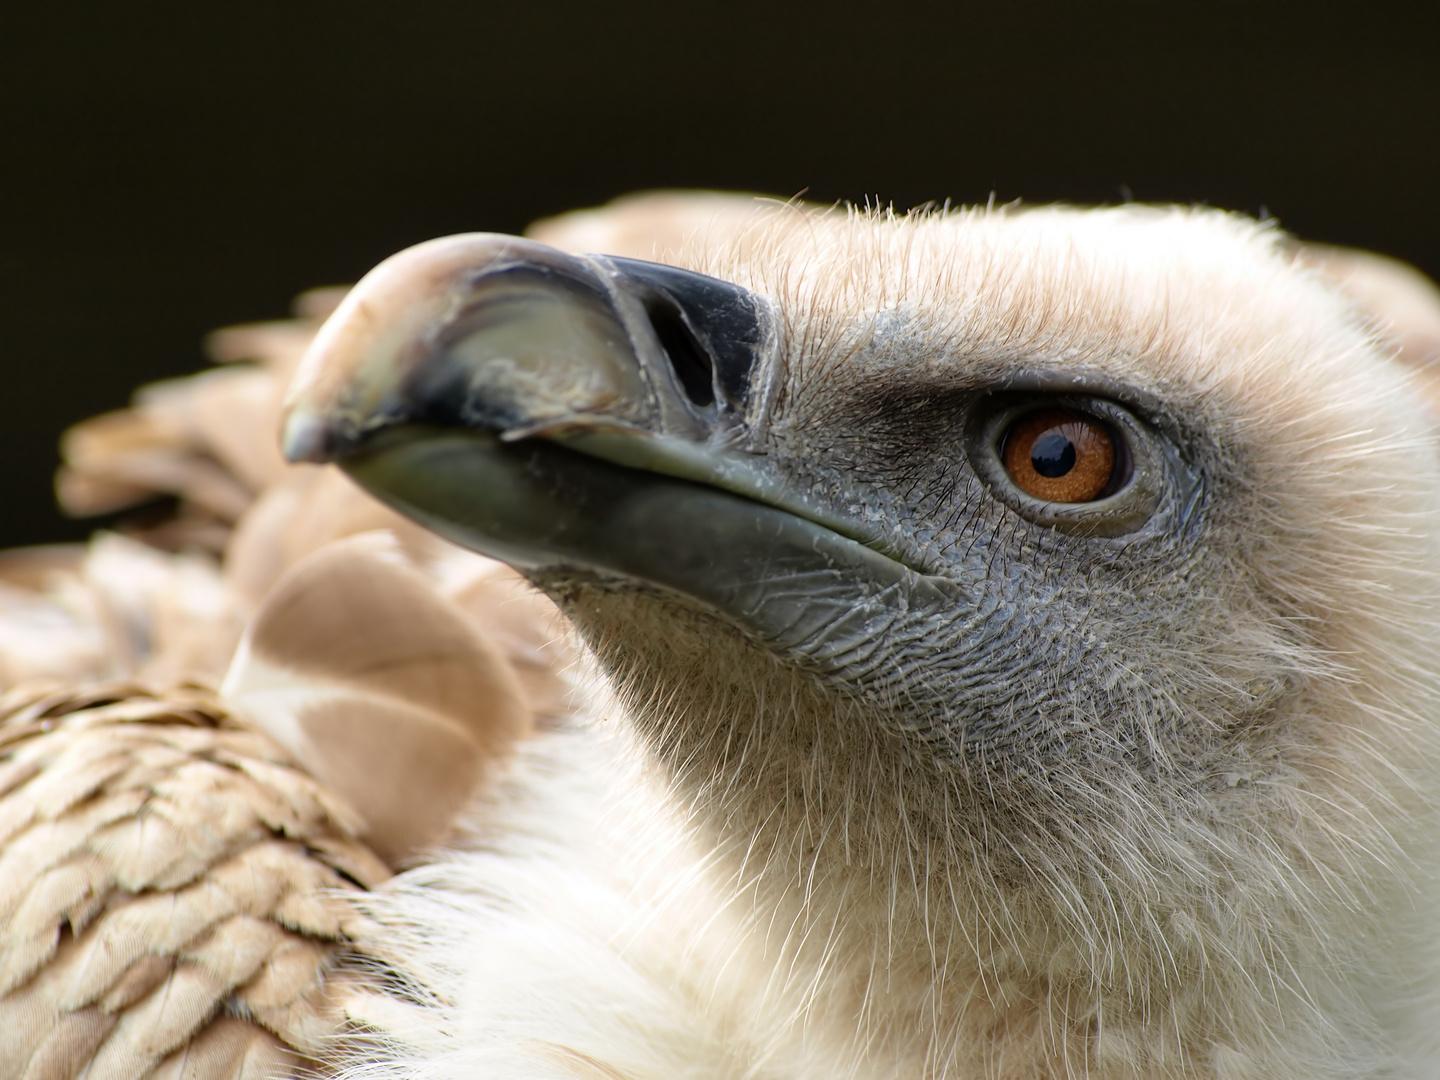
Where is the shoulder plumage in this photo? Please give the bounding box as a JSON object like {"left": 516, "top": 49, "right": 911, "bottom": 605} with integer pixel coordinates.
{"left": 1, "top": 280, "right": 574, "bottom": 1078}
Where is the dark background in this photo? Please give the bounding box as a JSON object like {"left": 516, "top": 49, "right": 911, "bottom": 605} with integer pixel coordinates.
{"left": 0, "top": 1, "right": 1436, "bottom": 547}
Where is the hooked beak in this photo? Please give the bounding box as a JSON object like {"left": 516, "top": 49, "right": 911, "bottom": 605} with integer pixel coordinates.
{"left": 284, "top": 233, "right": 769, "bottom": 462}
{"left": 282, "top": 234, "right": 938, "bottom": 651}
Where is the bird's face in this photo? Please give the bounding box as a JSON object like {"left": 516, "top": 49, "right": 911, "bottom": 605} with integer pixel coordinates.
{"left": 283, "top": 206, "right": 1440, "bottom": 966}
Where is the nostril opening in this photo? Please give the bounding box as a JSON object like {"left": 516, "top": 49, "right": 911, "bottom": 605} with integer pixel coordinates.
{"left": 643, "top": 293, "right": 715, "bottom": 409}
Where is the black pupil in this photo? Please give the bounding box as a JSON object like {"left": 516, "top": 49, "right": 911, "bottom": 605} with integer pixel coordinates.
{"left": 1031, "top": 431, "right": 1076, "bottom": 478}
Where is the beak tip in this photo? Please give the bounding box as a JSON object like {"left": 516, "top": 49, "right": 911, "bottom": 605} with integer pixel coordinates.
{"left": 281, "top": 408, "right": 339, "bottom": 465}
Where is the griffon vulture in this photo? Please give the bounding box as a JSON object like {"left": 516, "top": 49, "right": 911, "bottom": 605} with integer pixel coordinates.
{"left": 5, "top": 192, "right": 1440, "bottom": 1080}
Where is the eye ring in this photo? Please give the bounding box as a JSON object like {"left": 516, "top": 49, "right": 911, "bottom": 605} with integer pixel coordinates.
{"left": 967, "top": 395, "right": 1164, "bottom": 536}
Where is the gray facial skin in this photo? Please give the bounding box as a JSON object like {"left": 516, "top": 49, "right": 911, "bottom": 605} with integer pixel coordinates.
{"left": 286, "top": 234, "right": 1235, "bottom": 760}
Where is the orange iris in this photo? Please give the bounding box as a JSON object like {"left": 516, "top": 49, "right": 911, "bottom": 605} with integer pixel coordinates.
{"left": 1001, "top": 410, "right": 1116, "bottom": 503}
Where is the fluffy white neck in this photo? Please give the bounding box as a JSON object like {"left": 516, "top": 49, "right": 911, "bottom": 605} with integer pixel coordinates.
{"left": 333, "top": 704, "right": 1440, "bottom": 1080}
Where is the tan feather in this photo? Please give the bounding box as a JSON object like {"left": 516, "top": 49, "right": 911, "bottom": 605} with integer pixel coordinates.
{"left": 141, "top": 559, "right": 247, "bottom": 689}
{"left": 139, "top": 368, "right": 289, "bottom": 496}
{"left": 89, "top": 812, "right": 196, "bottom": 892}
{"left": 0, "top": 533, "right": 246, "bottom": 695}
{"left": 1296, "top": 242, "right": 1440, "bottom": 419}
{"left": 0, "top": 791, "right": 149, "bottom": 925}
{"left": 526, "top": 189, "right": 769, "bottom": 261}
{"left": 1298, "top": 243, "right": 1440, "bottom": 365}
{"left": 219, "top": 464, "right": 568, "bottom": 721}
{"left": 55, "top": 409, "right": 189, "bottom": 518}
{"left": 85, "top": 963, "right": 230, "bottom": 1076}
{"left": 193, "top": 915, "right": 288, "bottom": 976}
{"left": 436, "top": 553, "right": 576, "bottom": 727}
{"left": 0, "top": 547, "right": 86, "bottom": 593}
{"left": 58, "top": 407, "right": 254, "bottom": 525}
{"left": 96, "top": 954, "right": 172, "bottom": 1014}
{"left": 6, "top": 1005, "right": 117, "bottom": 1080}
{"left": 204, "top": 311, "right": 327, "bottom": 384}
{"left": 54, "top": 291, "right": 334, "bottom": 558}
{"left": 223, "top": 533, "right": 531, "bottom": 862}
{"left": 288, "top": 286, "right": 349, "bottom": 324}
{"left": 222, "top": 465, "right": 444, "bottom": 608}
{"left": 0, "top": 685, "right": 390, "bottom": 1079}
{"left": 9, "top": 856, "right": 109, "bottom": 939}
{"left": 237, "top": 535, "right": 527, "bottom": 750}
{"left": 0, "top": 584, "right": 110, "bottom": 692}
{"left": 284, "top": 697, "right": 486, "bottom": 866}
{"left": 51, "top": 472, "right": 156, "bottom": 521}
{"left": 149, "top": 1018, "right": 296, "bottom": 1080}
{"left": 236, "top": 937, "right": 330, "bottom": 1012}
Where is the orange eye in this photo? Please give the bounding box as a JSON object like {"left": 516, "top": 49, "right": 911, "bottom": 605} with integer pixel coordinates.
{"left": 1001, "top": 409, "right": 1118, "bottom": 503}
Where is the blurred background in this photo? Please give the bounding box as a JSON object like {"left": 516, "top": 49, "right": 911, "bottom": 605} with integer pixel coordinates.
{"left": 0, "top": 0, "right": 1436, "bottom": 547}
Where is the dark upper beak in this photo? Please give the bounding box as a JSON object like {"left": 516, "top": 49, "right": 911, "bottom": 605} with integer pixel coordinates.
{"left": 282, "top": 233, "right": 772, "bottom": 467}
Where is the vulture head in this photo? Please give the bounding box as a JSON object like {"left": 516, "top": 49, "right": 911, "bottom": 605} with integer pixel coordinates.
{"left": 283, "top": 200, "right": 1440, "bottom": 1074}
